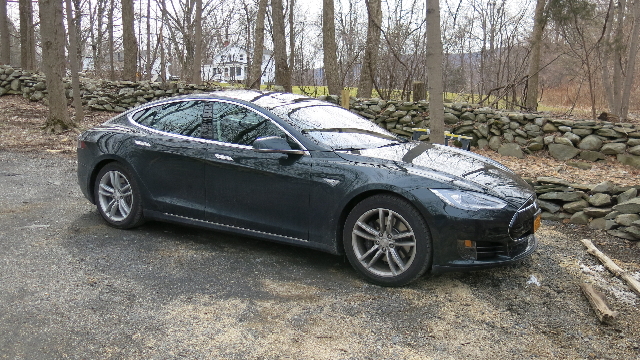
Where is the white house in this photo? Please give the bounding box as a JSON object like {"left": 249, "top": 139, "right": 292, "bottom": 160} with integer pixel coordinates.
{"left": 202, "top": 44, "right": 275, "bottom": 84}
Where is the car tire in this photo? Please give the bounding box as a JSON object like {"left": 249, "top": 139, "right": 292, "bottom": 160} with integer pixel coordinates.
{"left": 343, "top": 194, "right": 432, "bottom": 286}
{"left": 94, "top": 163, "right": 144, "bottom": 229}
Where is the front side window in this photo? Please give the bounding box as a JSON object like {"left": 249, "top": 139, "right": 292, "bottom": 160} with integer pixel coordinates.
{"left": 132, "top": 101, "right": 205, "bottom": 138}
{"left": 212, "top": 102, "right": 296, "bottom": 147}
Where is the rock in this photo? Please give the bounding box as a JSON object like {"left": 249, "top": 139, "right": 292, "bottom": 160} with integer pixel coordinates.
{"left": 601, "top": 142, "right": 627, "bottom": 154}
{"left": 579, "top": 150, "right": 606, "bottom": 162}
{"left": 498, "top": 143, "right": 524, "bottom": 158}
{"left": 527, "top": 142, "right": 544, "bottom": 151}
{"left": 605, "top": 211, "right": 621, "bottom": 219}
{"left": 597, "top": 128, "right": 624, "bottom": 138}
{"left": 572, "top": 128, "right": 593, "bottom": 137}
{"left": 589, "top": 218, "right": 607, "bottom": 230}
{"left": 10, "top": 79, "right": 20, "bottom": 91}
{"left": 616, "top": 214, "right": 640, "bottom": 226}
{"left": 617, "top": 154, "right": 640, "bottom": 169}
{"left": 623, "top": 226, "right": 640, "bottom": 240}
{"left": 613, "top": 198, "right": 640, "bottom": 214}
{"left": 627, "top": 138, "right": 640, "bottom": 146}
{"left": 536, "top": 176, "right": 571, "bottom": 186}
{"left": 605, "top": 220, "right": 619, "bottom": 230}
{"left": 583, "top": 207, "right": 612, "bottom": 218}
{"left": 578, "top": 135, "right": 603, "bottom": 151}
{"left": 460, "top": 112, "right": 475, "bottom": 121}
{"left": 627, "top": 145, "right": 640, "bottom": 156}
{"left": 488, "top": 136, "right": 502, "bottom": 151}
{"left": 544, "top": 135, "right": 555, "bottom": 145}
{"left": 567, "top": 161, "right": 592, "bottom": 170}
{"left": 569, "top": 211, "right": 590, "bottom": 225}
{"left": 541, "top": 212, "right": 570, "bottom": 221}
{"left": 563, "top": 200, "right": 589, "bottom": 213}
{"left": 554, "top": 136, "right": 574, "bottom": 146}
{"left": 29, "top": 91, "right": 44, "bottom": 101}
{"left": 591, "top": 181, "right": 615, "bottom": 193}
{"left": 542, "top": 122, "right": 558, "bottom": 132}
{"left": 548, "top": 143, "right": 580, "bottom": 161}
{"left": 606, "top": 229, "right": 638, "bottom": 240}
{"left": 558, "top": 126, "right": 572, "bottom": 133}
{"left": 563, "top": 132, "right": 581, "bottom": 145}
{"left": 538, "top": 200, "right": 562, "bottom": 213}
{"left": 539, "top": 191, "right": 585, "bottom": 202}
{"left": 588, "top": 193, "right": 612, "bottom": 207}
{"left": 444, "top": 113, "right": 459, "bottom": 124}
{"left": 617, "top": 188, "right": 638, "bottom": 205}
{"left": 476, "top": 138, "right": 489, "bottom": 150}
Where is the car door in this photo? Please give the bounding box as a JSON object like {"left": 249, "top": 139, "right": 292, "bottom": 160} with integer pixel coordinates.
{"left": 203, "top": 100, "right": 312, "bottom": 241}
{"left": 127, "top": 100, "right": 208, "bottom": 220}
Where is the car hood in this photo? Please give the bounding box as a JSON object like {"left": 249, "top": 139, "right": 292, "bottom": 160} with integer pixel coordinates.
{"left": 336, "top": 142, "right": 535, "bottom": 205}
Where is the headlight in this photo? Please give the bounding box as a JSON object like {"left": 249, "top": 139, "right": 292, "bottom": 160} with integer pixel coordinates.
{"left": 431, "top": 189, "right": 508, "bottom": 210}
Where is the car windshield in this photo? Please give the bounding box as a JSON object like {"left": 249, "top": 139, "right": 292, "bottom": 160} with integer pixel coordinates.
{"left": 285, "top": 104, "right": 405, "bottom": 150}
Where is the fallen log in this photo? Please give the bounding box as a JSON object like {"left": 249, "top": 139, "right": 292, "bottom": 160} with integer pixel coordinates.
{"left": 581, "top": 239, "right": 640, "bottom": 297}
{"left": 579, "top": 283, "right": 618, "bottom": 324}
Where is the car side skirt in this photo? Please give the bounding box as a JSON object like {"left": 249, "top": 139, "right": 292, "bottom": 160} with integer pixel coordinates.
{"left": 144, "top": 210, "right": 337, "bottom": 254}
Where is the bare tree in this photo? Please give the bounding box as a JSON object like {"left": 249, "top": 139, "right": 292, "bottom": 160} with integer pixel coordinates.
{"left": 620, "top": 0, "right": 640, "bottom": 120}
{"left": 323, "top": 0, "right": 341, "bottom": 95}
{"left": 19, "top": 0, "right": 36, "bottom": 70}
{"left": 192, "top": 0, "right": 203, "bottom": 84}
{"left": 272, "top": 0, "right": 292, "bottom": 91}
{"left": 426, "top": 0, "right": 444, "bottom": 145}
{"left": 65, "top": 0, "right": 83, "bottom": 124}
{"left": 39, "top": 0, "right": 75, "bottom": 133}
{"left": 289, "top": 0, "right": 295, "bottom": 76}
{"left": 525, "top": 0, "right": 547, "bottom": 110}
{"left": 249, "top": 0, "right": 268, "bottom": 89}
{"left": 0, "top": 0, "right": 9, "bottom": 64}
{"left": 109, "top": 0, "right": 115, "bottom": 80}
{"left": 357, "top": 0, "right": 382, "bottom": 98}
{"left": 122, "top": 0, "right": 137, "bottom": 81}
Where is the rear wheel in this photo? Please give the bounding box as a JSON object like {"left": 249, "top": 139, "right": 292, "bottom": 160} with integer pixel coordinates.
{"left": 344, "top": 194, "right": 432, "bottom": 286}
{"left": 94, "top": 163, "right": 144, "bottom": 229}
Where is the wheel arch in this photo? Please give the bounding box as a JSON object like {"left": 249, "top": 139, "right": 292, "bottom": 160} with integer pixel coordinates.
{"left": 335, "top": 188, "right": 429, "bottom": 256}
{"left": 87, "top": 156, "right": 140, "bottom": 204}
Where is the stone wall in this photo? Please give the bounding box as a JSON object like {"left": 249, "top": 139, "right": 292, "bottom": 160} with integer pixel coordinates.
{"left": 529, "top": 177, "right": 640, "bottom": 241}
{"left": 2, "top": 64, "right": 640, "bottom": 170}
{"left": 339, "top": 96, "right": 640, "bottom": 169}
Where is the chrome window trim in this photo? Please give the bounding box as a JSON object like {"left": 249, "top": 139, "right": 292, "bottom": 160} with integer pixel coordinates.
{"left": 126, "top": 97, "right": 310, "bottom": 154}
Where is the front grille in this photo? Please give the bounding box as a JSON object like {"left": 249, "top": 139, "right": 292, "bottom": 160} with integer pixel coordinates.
{"left": 509, "top": 196, "right": 539, "bottom": 240}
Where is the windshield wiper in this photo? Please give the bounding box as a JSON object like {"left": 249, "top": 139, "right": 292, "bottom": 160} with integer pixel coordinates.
{"left": 301, "top": 127, "right": 404, "bottom": 142}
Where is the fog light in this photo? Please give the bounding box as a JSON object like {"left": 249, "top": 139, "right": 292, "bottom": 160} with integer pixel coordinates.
{"left": 457, "top": 240, "right": 477, "bottom": 260}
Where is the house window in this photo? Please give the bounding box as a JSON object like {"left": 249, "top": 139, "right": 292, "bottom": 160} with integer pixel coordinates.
{"left": 239, "top": 54, "right": 244, "bottom": 61}
{"left": 225, "top": 68, "right": 229, "bottom": 75}
{"left": 236, "top": 67, "right": 242, "bottom": 76}
{"left": 221, "top": 55, "right": 225, "bottom": 62}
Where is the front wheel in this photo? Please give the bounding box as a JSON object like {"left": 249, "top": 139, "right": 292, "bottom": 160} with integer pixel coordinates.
{"left": 343, "top": 194, "right": 432, "bottom": 286}
{"left": 94, "top": 163, "right": 144, "bottom": 229}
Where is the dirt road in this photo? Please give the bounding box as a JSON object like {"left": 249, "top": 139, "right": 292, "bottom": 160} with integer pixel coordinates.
{"left": 0, "top": 150, "right": 638, "bottom": 359}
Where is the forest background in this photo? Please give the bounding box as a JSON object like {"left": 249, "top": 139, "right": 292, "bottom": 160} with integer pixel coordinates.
{"left": 2, "top": 0, "right": 640, "bottom": 137}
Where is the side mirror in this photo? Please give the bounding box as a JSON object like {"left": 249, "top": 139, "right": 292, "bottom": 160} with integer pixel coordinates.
{"left": 252, "top": 136, "right": 305, "bottom": 155}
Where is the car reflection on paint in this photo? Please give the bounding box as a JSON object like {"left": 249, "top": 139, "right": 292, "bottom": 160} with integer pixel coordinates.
{"left": 77, "top": 90, "right": 541, "bottom": 286}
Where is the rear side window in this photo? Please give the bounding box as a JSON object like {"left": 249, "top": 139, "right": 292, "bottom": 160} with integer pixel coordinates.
{"left": 132, "top": 101, "right": 205, "bottom": 138}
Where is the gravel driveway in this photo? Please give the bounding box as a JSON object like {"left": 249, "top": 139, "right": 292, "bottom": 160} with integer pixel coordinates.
{"left": 1, "top": 150, "right": 639, "bottom": 359}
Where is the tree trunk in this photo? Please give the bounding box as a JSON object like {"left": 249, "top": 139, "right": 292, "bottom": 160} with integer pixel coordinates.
{"left": 601, "top": 0, "right": 615, "bottom": 113}
{"left": 289, "top": 0, "right": 295, "bottom": 79}
{"left": 271, "top": 0, "right": 292, "bottom": 92}
{"left": 249, "top": 0, "right": 267, "bottom": 89}
{"left": 146, "top": 0, "right": 151, "bottom": 80}
{"left": 65, "top": 0, "right": 83, "bottom": 124}
{"left": 525, "top": 0, "right": 547, "bottom": 111}
{"left": 109, "top": 0, "right": 115, "bottom": 80}
{"left": 426, "top": 0, "right": 444, "bottom": 145}
{"left": 620, "top": 0, "right": 640, "bottom": 120}
{"left": 122, "top": 0, "right": 137, "bottom": 81}
{"left": 192, "top": 0, "right": 203, "bottom": 85}
{"left": 357, "top": 0, "right": 382, "bottom": 98}
{"left": 19, "top": 0, "right": 36, "bottom": 70}
{"left": 612, "top": 0, "right": 627, "bottom": 116}
{"left": 38, "top": 0, "right": 74, "bottom": 133}
{"left": 0, "top": 0, "right": 9, "bottom": 64}
{"left": 323, "top": 0, "right": 341, "bottom": 95}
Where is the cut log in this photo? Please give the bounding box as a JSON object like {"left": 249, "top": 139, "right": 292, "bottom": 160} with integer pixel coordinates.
{"left": 580, "top": 283, "right": 618, "bottom": 324}
{"left": 581, "top": 239, "right": 640, "bottom": 297}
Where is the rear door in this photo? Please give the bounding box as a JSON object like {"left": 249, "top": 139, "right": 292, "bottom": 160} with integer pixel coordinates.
{"left": 127, "top": 100, "right": 208, "bottom": 220}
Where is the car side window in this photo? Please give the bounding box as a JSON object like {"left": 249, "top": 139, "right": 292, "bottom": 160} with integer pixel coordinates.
{"left": 132, "top": 101, "right": 205, "bottom": 138}
{"left": 212, "top": 102, "right": 298, "bottom": 147}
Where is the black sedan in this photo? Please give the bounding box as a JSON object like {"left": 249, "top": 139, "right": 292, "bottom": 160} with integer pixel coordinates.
{"left": 77, "top": 90, "right": 541, "bottom": 286}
